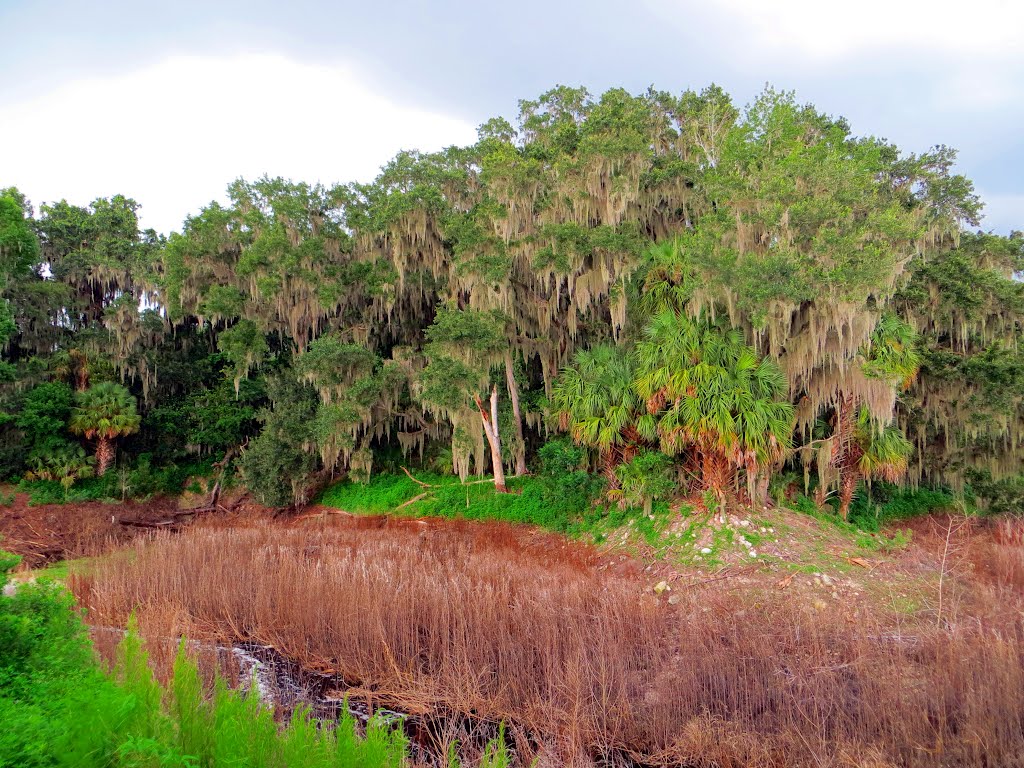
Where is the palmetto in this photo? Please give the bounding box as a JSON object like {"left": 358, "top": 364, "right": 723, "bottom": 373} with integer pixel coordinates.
{"left": 69, "top": 381, "right": 141, "bottom": 476}
{"left": 551, "top": 345, "right": 655, "bottom": 485}
{"left": 634, "top": 310, "right": 793, "bottom": 503}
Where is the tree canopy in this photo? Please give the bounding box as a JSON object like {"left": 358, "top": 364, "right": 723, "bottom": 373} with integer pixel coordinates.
{"left": 0, "top": 83, "right": 1019, "bottom": 513}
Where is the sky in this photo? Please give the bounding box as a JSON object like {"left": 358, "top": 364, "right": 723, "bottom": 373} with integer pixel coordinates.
{"left": 1, "top": 0, "right": 1021, "bottom": 236}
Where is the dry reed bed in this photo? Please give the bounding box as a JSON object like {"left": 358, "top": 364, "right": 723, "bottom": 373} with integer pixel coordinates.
{"left": 74, "top": 520, "right": 1024, "bottom": 768}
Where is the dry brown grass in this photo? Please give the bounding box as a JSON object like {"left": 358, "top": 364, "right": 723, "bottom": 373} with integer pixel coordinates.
{"left": 74, "top": 517, "right": 1024, "bottom": 768}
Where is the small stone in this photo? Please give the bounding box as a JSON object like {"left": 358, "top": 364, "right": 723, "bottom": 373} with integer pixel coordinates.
{"left": 748, "top": 550, "right": 758, "bottom": 558}
{"left": 760, "top": 527, "right": 767, "bottom": 533}
{"left": 700, "top": 547, "right": 712, "bottom": 554}
{"left": 668, "top": 594, "right": 681, "bottom": 605}
{"left": 821, "top": 574, "right": 834, "bottom": 587}
{"left": 2, "top": 583, "right": 16, "bottom": 597}
{"left": 740, "top": 519, "right": 750, "bottom": 527}
{"left": 813, "top": 577, "right": 822, "bottom": 587}
{"left": 654, "top": 580, "right": 671, "bottom": 594}
{"left": 813, "top": 599, "right": 828, "bottom": 611}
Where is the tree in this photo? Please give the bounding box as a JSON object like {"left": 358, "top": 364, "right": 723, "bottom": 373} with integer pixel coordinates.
{"left": 634, "top": 311, "right": 793, "bottom": 506}
{"left": 68, "top": 382, "right": 141, "bottom": 475}
{"left": 614, "top": 450, "right": 676, "bottom": 516}
{"left": 239, "top": 377, "right": 319, "bottom": 507}
{"left": 420, "top": 306, "right": 517, "bottom": 491}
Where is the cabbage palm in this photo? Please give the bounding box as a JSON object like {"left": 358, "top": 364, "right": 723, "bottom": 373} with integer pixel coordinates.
{"left": 69, "top": 382, "right": 141, "bottom": 476}
{"left": 551, "top": 345, "right": 655, "bottom": 486}
{"left": 634, "top": 311, "right": 794, "bottom": 504}
{"left": 832, "top": 408, "right": 913, "bottom": 516}
{"left": 830, "top": 315, "right": 920, "bottom": 518}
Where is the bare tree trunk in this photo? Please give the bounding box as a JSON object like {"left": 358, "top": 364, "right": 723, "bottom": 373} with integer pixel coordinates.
{"left": 504, "top": 352, "right": 528, "bottom": 476}
{"left": 475, "top": 386, "right": 508, "bottom": 493}
{"left": 96, "top": 436, "right": 114, "bottom": 476}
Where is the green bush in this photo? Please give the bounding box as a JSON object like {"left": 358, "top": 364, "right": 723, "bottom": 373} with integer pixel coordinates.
{"left": 847, "top": 483, "right": 955, "bottom": 531}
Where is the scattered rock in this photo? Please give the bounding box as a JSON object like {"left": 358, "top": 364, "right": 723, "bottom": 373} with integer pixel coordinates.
{"left": 654, "top": 580, "right": 671, "bottom": 594}
{"left": 668, "top": 594, "right": 681, "bottom": 605}
{"left": 749, "top": 550, "right": 757, "bottom": 558}
{"left": 2, "top": 583, "right": 16, "bottom": 597}
{"left": 700, "top": 547, "right": 712, "bottom": 554}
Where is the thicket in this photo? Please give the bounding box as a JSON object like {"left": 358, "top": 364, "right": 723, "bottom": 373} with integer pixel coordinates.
{"left": 1, "top": 85, "right": 1022, "bottom": 516}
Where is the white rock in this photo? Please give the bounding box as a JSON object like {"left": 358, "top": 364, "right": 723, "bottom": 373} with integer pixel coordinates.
{"left": 700, "top": 547, "right": 712, "bottom": 554}
{"left": 2, "top": 583, "right": 16, "bottom": 597}
{"left": 749, "top": 550, "right": 758, "bottom": 558}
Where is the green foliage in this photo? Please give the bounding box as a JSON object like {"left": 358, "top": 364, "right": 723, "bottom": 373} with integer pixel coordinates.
{"left": 24, "top": 444, "right": 95, "bottom": 492}
{"left": 0, "top": 85, "right": 1017, "bottom": 505}
{"left": 15, "top": 382, "right": 74, "bottom": 464}
{"left": 239, "top": 377, "right": 319, "bottom": 506}
{"left": 847, "top": 484, "right": 955, "bottom": 531}
{"left": 217, "top": 320, "right": 269, "bottom": 391}
{"left": 633, "top": 311, "right": 793, "bottom": 489}
{"left": 614, "top": 450, "right": 676, "bottom": 514}
{"left": 551, "top": 345, "right": 650, "bottom": 455}
{"left": 69, "top": 382, "right": 141, "bottom": 441}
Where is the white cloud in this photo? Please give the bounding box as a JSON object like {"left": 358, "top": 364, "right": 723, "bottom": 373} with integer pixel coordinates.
{"left": 0, "top": 53, "right": 477, "bottom": 234}
{"left": 647, "top": 0, "right": 1024, "bottom": 65}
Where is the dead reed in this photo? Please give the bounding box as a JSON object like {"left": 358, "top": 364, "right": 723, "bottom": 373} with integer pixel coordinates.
{"left": 74, "top": 519, "right": 1024, "bottom": 768}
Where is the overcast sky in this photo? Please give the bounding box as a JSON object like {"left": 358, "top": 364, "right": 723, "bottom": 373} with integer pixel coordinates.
{"left": 1, "top": 0, "right": 1021, "bottom": 235}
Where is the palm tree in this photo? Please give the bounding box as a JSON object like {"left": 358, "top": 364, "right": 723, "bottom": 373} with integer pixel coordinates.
{"left": 551, "top": 345, "right": 655, "bottom": 487}
{"left": 634, "top": 310, "right": 794, "bottom": 505}
{"left": 832, "top": 408, "right": 913, "bottom": 517}
{"left": 829, "top": 314, "right": 920, "bottom": 518}
{"left": 69, "top": 382, "right": 141, "bottom": 476}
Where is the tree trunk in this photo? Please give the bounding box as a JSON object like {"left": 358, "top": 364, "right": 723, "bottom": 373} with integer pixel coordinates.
{"left": 504, "top": 352, "right": 528, "bottom": 476}
{"left": 838, "top": 469, "right": 857, "bottom": 521}
{"left": 475, "top": 386, "right": 508, "bottom": 493}
{"left": 834, "top": 394, "right": 859, "bottom": 520}
{"left": 96, "top": 436, "right": 114, "bottom": 477}
{"left": 603, "top": 449, "right": 621, "bottom": 490}
{"left": 700, "top": 450, "right": 731, "bottom": 510}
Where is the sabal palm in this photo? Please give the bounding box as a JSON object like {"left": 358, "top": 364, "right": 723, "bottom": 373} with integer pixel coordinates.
{"left": 69, "top": 381, "right": 141, "bottom": 476}
{"left": 634, "top": 310, "right": 793, "bottom": 500}
{"left": 856, "top": 409, "right": 913, "bottom": 483}
{"left": 832, "top": 315, "right": 920, "bottom": 517}
{"left": 551, "top": 345, "right": 655, "bottom": 482}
